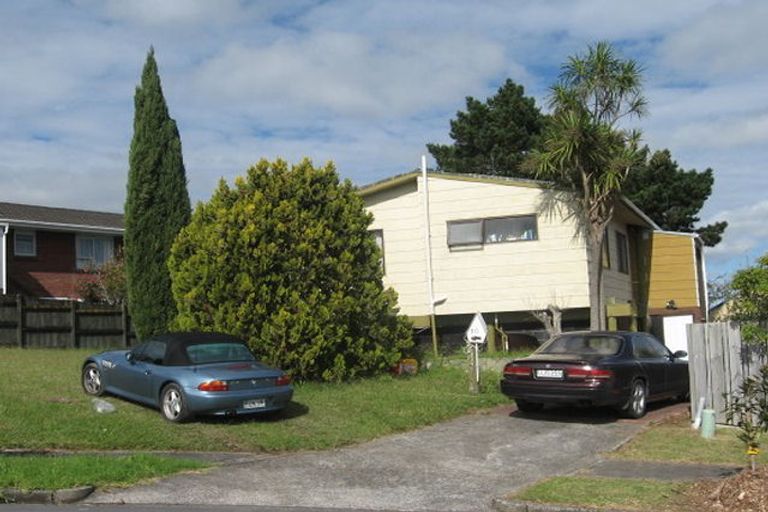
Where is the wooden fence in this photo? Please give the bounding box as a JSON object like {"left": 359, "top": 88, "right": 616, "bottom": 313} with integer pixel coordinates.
{"left": 687, "top": 321, "right": 768, "bottom": 424}
{"left": 0, "top": 295, "right": 136, "bottom": 349}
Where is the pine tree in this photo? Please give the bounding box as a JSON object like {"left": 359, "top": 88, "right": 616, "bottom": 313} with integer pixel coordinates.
{"left": 125, "top": 48, "right": 191, "bottom": 339}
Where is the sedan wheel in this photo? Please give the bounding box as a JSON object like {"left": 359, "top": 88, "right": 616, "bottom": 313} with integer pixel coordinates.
{"left": 161, "top": 384, "right": 191, "bottom": 423}
{"left": 621, "top": 380, "right": 647, "bottom": 419}
{"left": 82, "top": 363, "right": 104, "bottom": 396}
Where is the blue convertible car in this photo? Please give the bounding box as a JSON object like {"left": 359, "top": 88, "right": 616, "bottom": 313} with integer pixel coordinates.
{"left": 82, "top": 332, "right": 293, "bottom": 422}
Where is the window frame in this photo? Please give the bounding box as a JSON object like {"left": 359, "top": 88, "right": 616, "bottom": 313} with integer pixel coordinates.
{"left": 447, "top": 219, "right": 484, "bottom": 247}
{"left": 447, "top": 214, "right": 538, "bottom": 248}
{"left": 13, "top": 230, "right": 36, "bottom": 257}
{"left": 76, "top": 234, "right": 115, "bottom": 270}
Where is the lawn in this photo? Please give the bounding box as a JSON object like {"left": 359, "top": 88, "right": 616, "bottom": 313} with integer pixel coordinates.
{"left": 513, "top": 412, "right": 764, "bottom": 511}
{"left": 0, "top": 348, "right": 509, "bottom": 452}
{"left": 0, "top": 454, "right": 207, "bottom": 491}
{"left": 612, "top": 414, "right": 768, "bottom": 466}
{"left": 515, "top": 476, "right": 686, "bottom": 510}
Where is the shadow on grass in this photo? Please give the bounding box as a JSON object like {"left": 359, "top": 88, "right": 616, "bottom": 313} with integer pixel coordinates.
{"left": 195, "top": 401, "right": 310, "bottom": 425}
{"left": 509, "top": 400, "right": 683, "bottom": 425}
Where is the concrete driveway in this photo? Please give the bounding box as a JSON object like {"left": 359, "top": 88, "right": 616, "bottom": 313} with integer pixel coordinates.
{"left": 87, "top": 404, "right": 680, "bottom": 511}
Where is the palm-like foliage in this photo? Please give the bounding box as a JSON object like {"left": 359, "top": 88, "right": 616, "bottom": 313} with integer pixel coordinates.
{"left": 532, "top": 42, "right": 646, "bottom": 329}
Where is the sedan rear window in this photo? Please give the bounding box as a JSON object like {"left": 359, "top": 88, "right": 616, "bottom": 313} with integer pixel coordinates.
{"left": 537, "top": 334, "right": 622, "bottom": 356}
{"left": 186, "top": 343, "right": 256, "bottom": 364}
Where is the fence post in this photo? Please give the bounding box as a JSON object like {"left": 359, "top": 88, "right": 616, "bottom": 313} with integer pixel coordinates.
{"left": 16, "top": 294, "right": 24, "bottom": 348}
{"left": 70, "top": 300, "right": 78, "bottom": 348}
{"left": 121, "top": 302, "right": 129, "bottom": 348}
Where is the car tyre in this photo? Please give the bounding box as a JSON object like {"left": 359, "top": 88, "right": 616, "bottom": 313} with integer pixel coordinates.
{"left": 82, "top": 363, "right": 105, "bottom": 396}
{"left": 161, "top": 384, "right": 192, "bottom": 423}
{"left": 620, "top": 380, "right": 647, "bottom": 419}
{"left": 515, "top": 399, "right": 544, "bottom": 413}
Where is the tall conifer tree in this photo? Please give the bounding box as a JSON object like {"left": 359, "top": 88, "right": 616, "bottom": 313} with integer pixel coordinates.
{"left": 125, "top": 48, "right": 191, "bottom": 339}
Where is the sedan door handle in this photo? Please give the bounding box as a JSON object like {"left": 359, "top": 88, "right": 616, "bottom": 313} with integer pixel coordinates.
{"left": 144, "top": 369, "right": 152, "bottom": 376}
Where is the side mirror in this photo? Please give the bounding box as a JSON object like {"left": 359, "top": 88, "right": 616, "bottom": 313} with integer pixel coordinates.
{"left": 672, "top": 350, "right": 688, "bottom": 359}
{"left": 126, "top": 352, "right": 134, "bottom": 363}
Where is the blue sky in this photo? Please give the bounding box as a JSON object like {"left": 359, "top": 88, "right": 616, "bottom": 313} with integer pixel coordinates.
{"left": 1, "top": 0, "right": 766, "bottom": 280}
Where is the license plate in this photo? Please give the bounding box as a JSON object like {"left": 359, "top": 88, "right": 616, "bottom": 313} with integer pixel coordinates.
{"left": 535, "top": 369, "right": 564, "bottom": 379}
{"left": 243, "top": 398, "right": 266, "bottom": 409}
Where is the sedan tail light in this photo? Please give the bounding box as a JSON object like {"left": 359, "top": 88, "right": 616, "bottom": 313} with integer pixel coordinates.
{"left": 567, "top": 367, "right": 613, "bottom": 380}
{"left": 503, "top": 364, "right": 532, "bottom": 377}
{"left": 276, "top": 374, "right": 292, "bottom": 386}
{"left": 198, "top": 380, "right": 229, "bottom": 392}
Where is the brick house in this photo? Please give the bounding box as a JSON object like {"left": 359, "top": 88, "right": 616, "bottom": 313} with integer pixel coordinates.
{"left": 0, "top": 202, "right": 124, "bottom": 299}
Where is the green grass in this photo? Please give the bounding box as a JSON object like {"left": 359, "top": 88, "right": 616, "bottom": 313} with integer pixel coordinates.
{"left": 0, "top": 454, "right": 207, "bottom": 491}
{"left": 612, "top": 415, "right": 768, "bottom": 466}
{"left": 515, "top": 476, "right": 687, "bottom": 510}
{"left": 0, "top": 348, "right": 508, "bottom": 452}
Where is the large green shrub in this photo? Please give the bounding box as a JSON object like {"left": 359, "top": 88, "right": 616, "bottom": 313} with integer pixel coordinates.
{"left": 168, "top": 158, "right": 413, "bottom": 381}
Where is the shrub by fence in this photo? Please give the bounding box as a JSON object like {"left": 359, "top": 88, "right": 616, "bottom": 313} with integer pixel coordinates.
{"left": 687, "top": 321, "right": 768, "bottom": 424}
{"left": 0, "top": 295, "right": 135, "bottom": 349}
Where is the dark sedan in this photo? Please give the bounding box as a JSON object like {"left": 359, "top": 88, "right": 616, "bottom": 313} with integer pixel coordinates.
{"left": 500, "top": 331, "right": 689, "bottom": 418}
{"left": 82, "top": 332, "right": 293, "bottom": 422}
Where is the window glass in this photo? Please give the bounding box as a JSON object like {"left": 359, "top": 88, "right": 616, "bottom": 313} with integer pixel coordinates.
{"left": 537, "top": 334, "right": 622, "bottom": 356}
{"left": 616, "top": 231, "right": 629, "bottom": 274}
{"left": 186, "top": 343, "right": 255, "bottom": 365}
{"left": 77, "top": 236, "right": 114, "bottom": 270}
{"left": 484, "top": 216, "right": 538, "bottom": 244}
{"left": 370, "top": 229, "right": 385, "bottom": 273}
{"left": 447, "top": 220, "right": 483, "bottom": 247}
{"left": 14, "top": 231, "right": 35, "bottom": 256}
{"left": 632, "top": 336, "right": 668, "bottom": 359}
{"left": 141, "top": 341, "right": 167, "bottom": 365}
{"left": 643, "top": 335, "right": 671, "bottom": 358}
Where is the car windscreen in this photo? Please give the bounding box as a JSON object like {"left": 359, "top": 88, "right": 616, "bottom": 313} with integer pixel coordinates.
{"left": 185, "top": 343, "right": 256, "bottom": 365}
{"left": 536, "top": 334, "right": 622, "bottom": 356}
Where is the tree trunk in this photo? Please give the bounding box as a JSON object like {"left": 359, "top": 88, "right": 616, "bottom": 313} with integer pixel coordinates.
{"left": 587, "top": 231, "right": 605, "bottom": 331}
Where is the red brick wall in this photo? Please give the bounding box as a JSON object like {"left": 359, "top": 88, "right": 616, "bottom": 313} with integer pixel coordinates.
{"left": 7, "top": 228, "right": 122, "bottom": 299}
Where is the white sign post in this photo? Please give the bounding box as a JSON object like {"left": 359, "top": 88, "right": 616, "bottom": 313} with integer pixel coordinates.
{"left": 465, "top": 313, "right": 487, "bottom": 394}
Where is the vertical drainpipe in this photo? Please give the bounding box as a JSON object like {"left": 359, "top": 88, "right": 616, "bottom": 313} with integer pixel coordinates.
{"left": 421, "top": 156, "right": 438, "bottom": 356}
{"left": 0, "top": 223, "right": 8, "bottom": 295}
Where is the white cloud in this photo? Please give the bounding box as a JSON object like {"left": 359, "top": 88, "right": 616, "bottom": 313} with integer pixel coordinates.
{"left": 189, "top": 32, "right": 507, "bottom": 119}
{"left": 658, "top": 0, "right": 768, "bottom": 80}
{"left": 704, "top": 200, "right": 768, "bottom": 275}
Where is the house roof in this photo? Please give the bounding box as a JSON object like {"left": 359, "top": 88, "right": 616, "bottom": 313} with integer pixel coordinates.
{"left": 358, "top": 170, "right": 545, "bottom": 197}
{"left": 0, "top": 201, "right": 124, "bottom": 233}
{"left": 359, "top": 170, "right": 660, "bottom": 230}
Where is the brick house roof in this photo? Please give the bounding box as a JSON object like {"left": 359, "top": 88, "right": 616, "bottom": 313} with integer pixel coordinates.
{"left": 0, "top": 202, "right": 123, "bottom": 231}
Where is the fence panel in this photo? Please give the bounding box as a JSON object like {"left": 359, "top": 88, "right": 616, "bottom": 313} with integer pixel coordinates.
{"left": 687, "top": 321, "right": 768, "bottom": 423}
{"left": 0, "top": 295, "right": 134, "bottom": 350}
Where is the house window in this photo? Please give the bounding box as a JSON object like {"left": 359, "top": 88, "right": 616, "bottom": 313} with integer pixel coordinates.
{"left": 76, "top": 235, "right": 114, "bottom": 270}
{"left": 370, "top": 229, "right": 385, "bottom": 274}
{"left": 14, "top": 231, "right": 36, "bottom": 256}
{"left": 602, "top": 235, "right": 611, "bottom": 269}
{"left": 484, "top": 215, "right": 538, "bottom": 244}
{"left": 447, "top": 219, "right": 483, "bottom": 247}
{"left": 447, "top": 215, "right": 537, "bottom": 248}
{"left": 616, "top": 231, "right": 629, "bottom": 274}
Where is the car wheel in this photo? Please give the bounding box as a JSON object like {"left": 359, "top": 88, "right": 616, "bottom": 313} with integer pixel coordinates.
{"left": 82, "top": 363, "right": 105, "bottom": 396}
{"left": 161, "top": 384, "right": 191, "bottom": 423}
{"left": 621, "top": 380, "right": 647, "bottom": 419}
{"left": 515, "top": 399, "right": 544, "bottom": 413}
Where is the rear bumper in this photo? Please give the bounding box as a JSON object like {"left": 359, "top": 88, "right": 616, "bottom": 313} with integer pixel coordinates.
{"left": 500, "top": 379, "right": 627, "bottom": 407}
{"left": 184, "top": 386, "right": 294, "bottom": 415}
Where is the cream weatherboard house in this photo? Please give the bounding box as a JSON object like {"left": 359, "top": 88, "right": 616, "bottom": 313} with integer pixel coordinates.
{"left": 360, "top": 170, "right": 706, "bottom": 348}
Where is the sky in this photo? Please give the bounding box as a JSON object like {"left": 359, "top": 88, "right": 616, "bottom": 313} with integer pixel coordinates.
{"left": 0, "top": 0, "right": 766, "bottom": 280}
